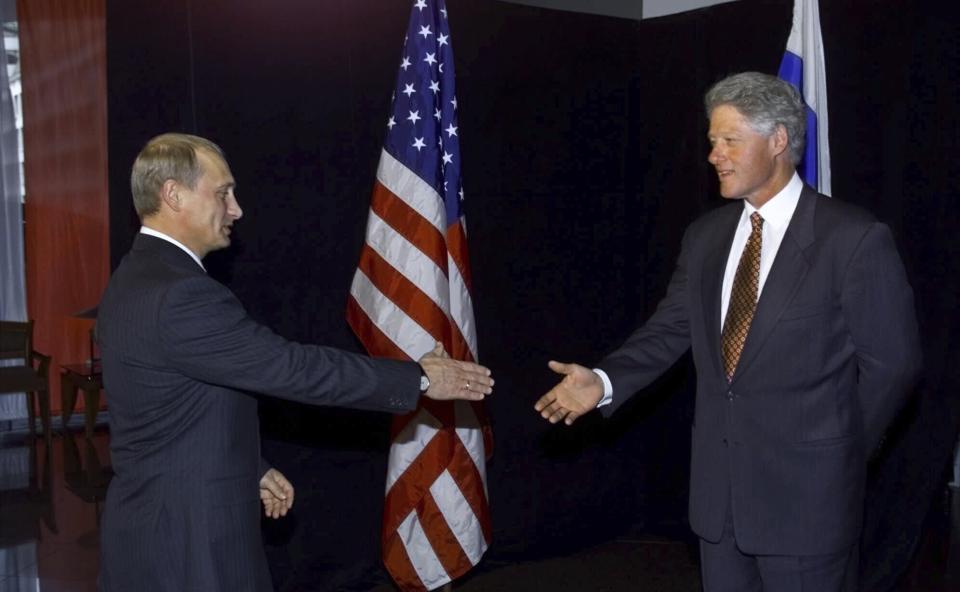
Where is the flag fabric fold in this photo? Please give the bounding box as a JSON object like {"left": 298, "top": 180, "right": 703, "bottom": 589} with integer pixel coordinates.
{"left": 778, "top": 0, "right": 831, "bottom": 196}
{"left": 347, "top": 1, "right": 492, "bottom": 590}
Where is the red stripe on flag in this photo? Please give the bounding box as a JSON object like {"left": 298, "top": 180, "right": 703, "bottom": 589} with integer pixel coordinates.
{"left": 449, "top": 435, "right": 493, "bottom": 543}
{"left": 356, "top": 245, "right": 449, "bottom": 346}
{"left": 383, "top": 414, "right": 490, "bottom": 543}
{"left": 371, "top": 182, "right": 448, "bottom": 273}
{"left": 383, "top": 424, "right": 455, "bottom": 535}
{"left": 418, "top": 491, "right": 475, "bottom": 578}
{"left": 382, "top": 530, "right": 426, "bottom": 592}
{"left": 346, "top": 297, "right": 409, "bottom": 361}
{"left": 473, "top": 400, "right": 495, "bottom": 460}
{"left": 445, "top": 221, "right": 473, "bottom": 291}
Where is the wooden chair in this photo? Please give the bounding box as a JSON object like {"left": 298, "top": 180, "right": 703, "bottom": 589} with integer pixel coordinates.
{"left": 0, "top": 320, "right": 52, "bottom": 443}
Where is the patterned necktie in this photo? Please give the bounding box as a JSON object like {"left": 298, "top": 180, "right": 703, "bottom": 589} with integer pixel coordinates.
{"left": 721, "top": 212, "right": 764, "bottom": 381}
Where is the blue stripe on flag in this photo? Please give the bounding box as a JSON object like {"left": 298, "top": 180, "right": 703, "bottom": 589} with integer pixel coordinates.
{"left": 778, "top": 50, "right": 819, "bottom": 189}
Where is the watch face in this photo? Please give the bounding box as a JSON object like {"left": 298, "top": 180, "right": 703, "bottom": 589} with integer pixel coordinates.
{"left": 420, "top": 374, "right": 430, "bottom": 392}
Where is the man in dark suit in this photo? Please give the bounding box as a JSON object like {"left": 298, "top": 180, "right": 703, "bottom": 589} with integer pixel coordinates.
{"left": 534, "top": 72, "right": 921, "bottom": 591}
{"left": 97, "top": 133, "right": 494, "bottom": 591}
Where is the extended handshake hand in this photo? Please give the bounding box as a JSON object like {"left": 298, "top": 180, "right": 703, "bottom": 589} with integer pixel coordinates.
{"left": 418, "top": 342, "right": 494, "bottom": 402}
{"left": 534, "top": 360, "right": 604, "bottom": 425}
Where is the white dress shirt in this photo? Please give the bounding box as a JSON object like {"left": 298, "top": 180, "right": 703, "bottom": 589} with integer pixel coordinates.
{"left": 595, "top": 172, "right": 803, "bottom": 406}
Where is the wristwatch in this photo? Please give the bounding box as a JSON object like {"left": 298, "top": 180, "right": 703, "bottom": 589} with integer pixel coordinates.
{"left": 419, "top": 368, "right": 431, "bottom": 392}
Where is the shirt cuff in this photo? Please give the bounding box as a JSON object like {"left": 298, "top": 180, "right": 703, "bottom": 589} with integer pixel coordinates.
{"left": 593, "top": 368, "right": 613, "bottom": 408}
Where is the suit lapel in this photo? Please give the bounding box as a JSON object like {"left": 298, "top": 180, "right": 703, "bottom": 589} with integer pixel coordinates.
{"left": 730, "top": 186, "right": 818, "bottom": 383}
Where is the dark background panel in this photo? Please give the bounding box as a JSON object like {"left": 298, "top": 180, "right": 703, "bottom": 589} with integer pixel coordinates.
{"left": 106, "top": 0, "right": 960, "bottom": 590}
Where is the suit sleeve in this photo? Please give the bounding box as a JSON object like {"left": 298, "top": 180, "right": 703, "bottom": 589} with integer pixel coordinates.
{"left": 841, "top": 222, "right": 922, "bottom": 452}
{"left": 156, "top": 274, "right": 421, "bottom": 414}
{"left": 597, "top": 227, "right": 694, "bottom": 415}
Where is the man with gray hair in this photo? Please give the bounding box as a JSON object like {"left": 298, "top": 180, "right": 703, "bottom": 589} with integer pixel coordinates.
{"left": 97, "top": 133, "right": 494, "bottom": 591}
{"left": 535, "top": 72, "right": 920, "bottom": 590}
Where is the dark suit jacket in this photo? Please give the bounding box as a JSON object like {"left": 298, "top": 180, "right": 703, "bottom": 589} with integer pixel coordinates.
{"left": 599, "top": 186, "right": 921, "bottom": 555}
{"left": 97, "top": 234, "right": 421, "bottom": 591}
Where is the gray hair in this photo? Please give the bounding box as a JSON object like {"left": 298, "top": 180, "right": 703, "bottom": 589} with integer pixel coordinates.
{"left": 704, "top": 72, "right": 806, "bottom": 164}
{"left": 131, "top": 133, "right": 226, "bottom": 219}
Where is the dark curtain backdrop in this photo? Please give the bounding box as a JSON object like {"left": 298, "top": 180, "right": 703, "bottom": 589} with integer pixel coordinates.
{"left": 106, "top": 0, "right": 960, "bottom": 590}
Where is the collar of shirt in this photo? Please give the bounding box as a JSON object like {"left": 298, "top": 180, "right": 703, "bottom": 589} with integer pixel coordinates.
{"left": 139, "top": 226, "right": 206, "bottom": 272}
{"left": 720, "top": 172, "right": 803, "bottom": 329}
{"left": 742, "top": 171, "right": 803, "bottom": 235}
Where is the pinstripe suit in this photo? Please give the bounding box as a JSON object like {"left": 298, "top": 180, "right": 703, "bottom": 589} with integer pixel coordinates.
{"left": 599, "top": 187, "right": 921, "bottom": 556}
{"left": 97, "top": 233, "right": 421, "bottom": 591}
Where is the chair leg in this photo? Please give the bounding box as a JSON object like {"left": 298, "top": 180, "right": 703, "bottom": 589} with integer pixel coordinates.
{"left": 26, "top": 391, "right": 36, "bottom": 438}
{"left": 37, "top": 388, "right": 52, "bottom": 445}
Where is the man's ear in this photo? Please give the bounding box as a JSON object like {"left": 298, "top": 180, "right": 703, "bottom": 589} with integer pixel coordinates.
{"left": 160, "top": 179, "right": 181, "bottom": 212}
{"left": 771, "top": 124, "right": 790, "bottom": 158}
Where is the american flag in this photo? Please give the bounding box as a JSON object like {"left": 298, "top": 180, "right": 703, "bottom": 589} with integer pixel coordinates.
{"left": 346, "top": 1, "right": 492, "bottom": 589}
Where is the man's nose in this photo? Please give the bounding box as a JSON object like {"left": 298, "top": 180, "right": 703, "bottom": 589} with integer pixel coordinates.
{"left": 708, "top": 145, "right": 724, "bottom": 165}
{"left": 229, "top": 197, "right": 243, "bottom": 220}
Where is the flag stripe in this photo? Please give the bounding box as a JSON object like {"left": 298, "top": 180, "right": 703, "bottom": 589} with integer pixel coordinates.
{"left": 395, "top": 511, "right": 448, "bottom": 590}
{"left": 384, "top": 406, "right": 443, "bottom": 497}
{"left": 431, "top": 470, "right": 489, "bottom": 565}
{"left": 357, "top": 245, "right": 449, "bottom": 345}
{"left": 446, "top": 250, "right": 477, "bottom": 360}
{"left": 377, "top": 148, "right": 445, "bottom": 233}
{"left": 445, "top": 222, "right": 473, "bottom": 291}
{"left": 383, "top": 528, "right": 428, "bottom": 591}
{"left": 363, "top": 207, "right": 450, "bottom": 312}
{"left": 418, "top": 487, "right": 476, "bottom": 577}
{"left": 346, "top": 298, "right": 410, "bottom": 361}
{"left": 455, "top": 402, "right": 487, "bottom": 489}
{"left": 371, "top": 181, "right": 448, "bottom": 274}
{"left": 349, "top": 269, "right": 432, "bottom": 360}
{"left": 383, "top": 412, "right": 489, "bottom": 542}
{"left": 384, "top": 425, "right": 458, "bottom": 535}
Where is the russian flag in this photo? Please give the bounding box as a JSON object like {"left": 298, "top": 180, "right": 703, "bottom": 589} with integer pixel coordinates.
{"left": 778, "top": 0, "right": 831, "bottom": 196}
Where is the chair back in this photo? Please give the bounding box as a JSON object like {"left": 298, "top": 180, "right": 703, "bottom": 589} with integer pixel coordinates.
{"left": 0, "top": 320, "right": 33, "bottom": 362}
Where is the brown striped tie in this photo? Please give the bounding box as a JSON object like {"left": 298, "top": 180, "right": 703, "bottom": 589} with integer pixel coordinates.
{"left": 721, "top": 212, "right": 763, "bottom": 381}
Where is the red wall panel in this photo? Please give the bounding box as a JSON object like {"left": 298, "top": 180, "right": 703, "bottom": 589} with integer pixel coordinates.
{"left": 18, "top": 0, "right": 109, "bottom": 416}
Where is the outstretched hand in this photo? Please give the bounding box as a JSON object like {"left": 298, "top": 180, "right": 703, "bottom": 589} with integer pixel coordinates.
{"left": 534, "top": 361, "right": 604, "bottom": 425}
{"left": 419, "top": 342, "right": 494, "bottom": 402}
{"left": 260, "top": 468, "right": 294, "bottom": 519}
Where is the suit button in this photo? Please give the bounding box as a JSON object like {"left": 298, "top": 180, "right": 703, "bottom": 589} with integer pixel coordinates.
{"left": 722, "top": 438, "right": 728, "bottom": 447}
{"left": 726, "top": 390, "right": 734, "bottom": 401}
